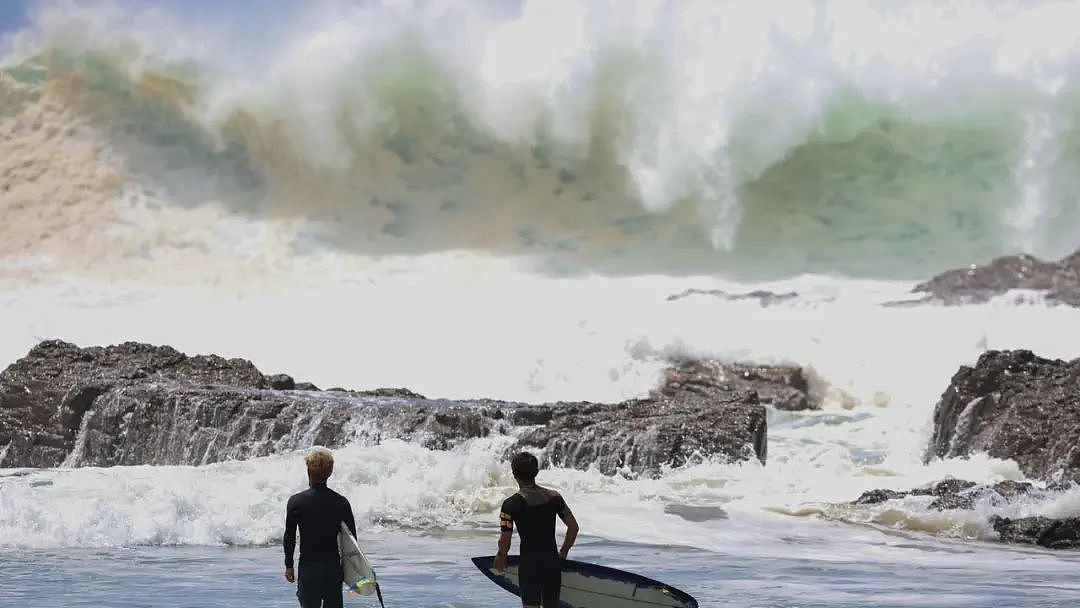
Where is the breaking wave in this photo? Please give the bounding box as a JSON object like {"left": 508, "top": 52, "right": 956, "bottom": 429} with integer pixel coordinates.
{"left": 3, "top": 0, "right": 1080, "bottom": 280}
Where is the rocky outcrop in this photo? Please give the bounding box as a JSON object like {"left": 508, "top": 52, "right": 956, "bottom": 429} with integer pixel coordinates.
{"left": 912, "top": 249, "right": 1080, "bottom": 306}
{"left": 267, "top": 374, "right": 296, "bottom": 390}
{"left": 925, "top": 350, "right": 1080, "bottom": 482}
{"left": 844, "top": 479, "right": 1078, "bottom": 549}
{"left": 838, "top": 347, "right": 1080, "bottom": 550}
{"left": 853, "top": 479, "right": 1039, "bottom": 511}
{"left": 0, "top": 341, "right": 794, "bottom": 475}
{"left": 658, "top": 359, "right": 814, "bottom": 411}
{"left": 0, "top": 341, "right": 273, "bottom": 468}
{"left": 516, "top": 391, "right": 767, "bottom": 474}
{"left": 991, "top": 516, "right": 1080, "bottom": 549}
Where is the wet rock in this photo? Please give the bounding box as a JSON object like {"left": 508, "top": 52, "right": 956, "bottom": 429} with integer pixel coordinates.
{"left": 925, "top": 350, "right": 1080, "bottom": 482}
{"left": 911, "top": 248, "right": 1080, "bottom": 307}
{"left": 293, "top": 382, "right": 320, "bottom": 391}
{"left": 920, "top": 479, "right": 980, "bottom": 510}
{"left": 507, "top": 406, "right": 554, "bottom": 426}
{"left": 992, "top": 516, "right": 1080, "bottom": 549}
{"left": 992, "top": 479, "right": 1038, "bottom": 501}
{"left": 854, "top": 489, "right": 907, "bottom": 505}
{"left": 851, "top": 480, "right": 1037, "bottom": 511}
{"left": 0, "top": 341, "right": 773, "bottom": 476}
{"left": 267, "top": 374, "right": 295, "bottom": 390}
{"left": 658, "top": 359, "right": 814, "bottom": 411}
{"left": 0, "top": 340, "right": 268, "bottom": 468}
{"left": 517, "top": 390, "right": 767, "bottom": 475}
{"left": 853, "top": 480, "right": 988, "bottom": 510}
{"left": 843, "top": 479, "right": 1078, "bottom": 549}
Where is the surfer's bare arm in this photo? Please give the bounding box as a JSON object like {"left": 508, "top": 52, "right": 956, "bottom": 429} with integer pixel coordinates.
{"left": 283, "top": 497, "right": 299, "bottom": 582}
{"left": 495, "top": 510, "right": 514, "bottom": 571}
{"left": 558, "top": 502, "right": 578, "bottom": 560}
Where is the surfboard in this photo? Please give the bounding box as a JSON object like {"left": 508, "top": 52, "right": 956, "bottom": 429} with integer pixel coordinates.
{"left": 338, "top": 522, "right": 382, "bottom": 603}
{"left": 471, "top": 555, "right": 698, "bottom": 608}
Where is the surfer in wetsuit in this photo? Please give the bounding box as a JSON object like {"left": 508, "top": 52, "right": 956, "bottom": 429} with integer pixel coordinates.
{"left": 495, "top": 451, "right": 580, "bottom": 608}
{"left": 284, "top": 448, "right": 358, "bottom": 608}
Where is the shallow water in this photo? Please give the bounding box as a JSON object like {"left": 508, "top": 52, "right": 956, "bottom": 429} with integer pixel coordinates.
{"left": 4, "top": 528, "right": 1080, "bottom": 608}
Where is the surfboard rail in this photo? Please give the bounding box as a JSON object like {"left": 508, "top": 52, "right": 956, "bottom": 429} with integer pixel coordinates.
{"left": 339, "top": 523, "right": 385, "bottom": 608}
{"left": 472, "top": 555, "right": 698, "bottom": 608}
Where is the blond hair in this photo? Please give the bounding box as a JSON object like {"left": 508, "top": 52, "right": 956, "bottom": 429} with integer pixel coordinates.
{"left": 304, "top": 448, "right": 334, "bottom": 483}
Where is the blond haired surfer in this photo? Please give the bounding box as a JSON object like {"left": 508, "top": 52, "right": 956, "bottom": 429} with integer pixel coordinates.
{"left": 284, "top": 448, "right": 358, "bottom": 608}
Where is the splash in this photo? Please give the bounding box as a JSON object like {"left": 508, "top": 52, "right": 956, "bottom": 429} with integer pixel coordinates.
{"left": 3, "top": 1, "right": 1080, "bottom": 280}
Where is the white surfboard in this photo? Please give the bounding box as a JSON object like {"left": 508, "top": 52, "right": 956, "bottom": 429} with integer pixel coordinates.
{"left": 338, "top": 522, "right": 380, "bottom": 600}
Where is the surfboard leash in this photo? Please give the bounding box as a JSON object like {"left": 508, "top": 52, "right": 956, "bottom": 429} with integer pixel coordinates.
{"left": 375, "top": 582, "right": 386, "bottom": 608}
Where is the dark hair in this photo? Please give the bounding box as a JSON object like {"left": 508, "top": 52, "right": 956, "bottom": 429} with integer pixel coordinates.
{"left": 511, "top": 452, "right": 539, "bottom": 482}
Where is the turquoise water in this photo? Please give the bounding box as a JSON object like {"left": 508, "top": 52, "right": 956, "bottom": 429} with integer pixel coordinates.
{"left": 5, "top": 532, "right": 1080, "bottom": 607}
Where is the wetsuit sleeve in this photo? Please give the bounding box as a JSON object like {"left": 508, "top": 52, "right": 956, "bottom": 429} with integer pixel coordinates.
{"left": 344, "top": 498, "right": 358, "bottom": 538}
{"left": 556, "top": 494, "right": 573, "bottom": 519}
{"left": 499, "top": 498, "right": 515, "bottom": 533}
{"left": 284, "top": 495, "right": 299, "bottom": 568}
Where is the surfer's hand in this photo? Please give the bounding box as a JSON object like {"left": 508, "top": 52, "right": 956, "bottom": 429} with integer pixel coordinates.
{"left": 284, "top": 567, "right": 295, "bottom": 583}
{"left": 559, "top": 548, "right": 570, "bottom": 560}
{"left": 494, "top": 553, "right": 508, "bottom": 572}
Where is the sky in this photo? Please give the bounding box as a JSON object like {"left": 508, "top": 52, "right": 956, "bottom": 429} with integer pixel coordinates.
{"left": 0, "top": 0, "right": 303, "bottom": 37}
{"left": 0, "top": 0, "right": 30, "bottom": 33}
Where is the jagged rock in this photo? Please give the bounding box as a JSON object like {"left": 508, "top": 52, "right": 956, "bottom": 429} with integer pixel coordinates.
{"left": 658, "top": 359, "right": 814, "bottom": 411}
{"left": 911, "top": 249, "right": 1080, "bottom": 307}
{"left": 854, "top": 489, "right": 907, "bottom": 505}
{"left": 293, "top": 382, "right": 320, "bottom": 391}
{"left": 518, "top": 391, "right": 767, "bottom": 474}
{"left": 992, "top": 516, "right": 1080, "bottom": 549}
{"left": 845, "top": 479, "right": 1080, "bottom": 549}
{"left": 925, "top": 481, "right": 981, "bottom": 510}
{"left": 267, "top": 374, "right": 295, "bottom": 390}
{"left": 0, "top": 341, "right": 269, "bottom": 468}
{"left": 993, "top": 479, "right": 1039, "bottom": 500}
{"left": 853, "top": 479, "right": 993, "bottom": 510}
{"left": 0, "top": 341, "right": 777, "bottom": 475}
{"left": 925, "top": 350, "right": 1080, "bottom": 482}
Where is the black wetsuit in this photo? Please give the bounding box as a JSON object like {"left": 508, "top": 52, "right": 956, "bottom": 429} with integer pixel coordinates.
{"left": 284, "top": 484, "right": 357, "bottom": 608}
{"left": 500, "top": 485, "right": 573, "bottom": 607}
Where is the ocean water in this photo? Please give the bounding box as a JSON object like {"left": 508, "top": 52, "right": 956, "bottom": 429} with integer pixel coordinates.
{"left": 4, "top": 1, "right": 1080, "bottom": 607}
{"left": 5, "top": 529, "right": 1080, "bottom": 607}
